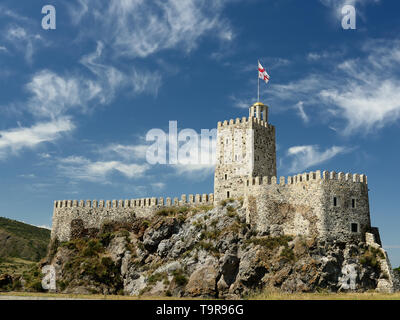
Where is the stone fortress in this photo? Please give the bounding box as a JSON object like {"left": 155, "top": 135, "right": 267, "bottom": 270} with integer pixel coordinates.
{"left": 51, "top": 102, "right": 380, "bottom": 247}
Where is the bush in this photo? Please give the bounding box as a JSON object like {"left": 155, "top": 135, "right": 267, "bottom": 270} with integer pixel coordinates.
{"left": 219, "top": 198, "right": 234, "bottom": 207}
{"left": 99, "top": 232, "right": 114, "bottom": 247}
{"left": 245, "top": 235, "right": 293, "bottom": 250}
{"left": 172, "top": 269, "right": 188, "bottom": 286}
{"left": 147, "top": 272, "right": 167, "bottom": 285}
{"left": 360, "top": 247, "right": 385, "bottom": 270}
{"left": 280, "top": 247, "right": 295, "bottom": 261}
{"left": 82, "top": 239, "right": 103, "bottom": 257}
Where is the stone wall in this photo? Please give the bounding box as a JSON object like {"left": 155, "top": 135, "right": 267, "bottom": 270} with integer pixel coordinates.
{"left": 214, "top": 113, "right": 276, "bottom": 203}
{"left": 51, "top": 193, "right": 214, "bottom": 242}
{"left": 243, "top": 170, "right": 371, "bottom": 242}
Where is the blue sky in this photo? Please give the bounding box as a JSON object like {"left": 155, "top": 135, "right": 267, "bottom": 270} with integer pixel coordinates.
{"left": 1, "top": 0, "right": 400, "bottom": 266}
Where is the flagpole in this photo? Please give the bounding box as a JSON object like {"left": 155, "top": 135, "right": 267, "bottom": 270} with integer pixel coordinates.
{"left": 257, "top": 60, "right": 260, "bottom": 102}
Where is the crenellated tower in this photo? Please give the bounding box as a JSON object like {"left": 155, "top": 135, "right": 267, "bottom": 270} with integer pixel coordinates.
{"left": 213, "top": 102, "right": 276, "bottom": 203}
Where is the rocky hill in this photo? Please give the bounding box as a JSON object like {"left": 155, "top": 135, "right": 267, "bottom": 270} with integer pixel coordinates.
{"left": 39, "top": 200, "right": 397, "bottom": 298}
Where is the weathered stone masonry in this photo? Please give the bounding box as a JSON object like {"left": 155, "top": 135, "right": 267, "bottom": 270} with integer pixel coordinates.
{"left": 51, "top": 101, "right": 377, "bottom": 246}
{"left": 51, "top": 194, "right": 214, "bottom": 242}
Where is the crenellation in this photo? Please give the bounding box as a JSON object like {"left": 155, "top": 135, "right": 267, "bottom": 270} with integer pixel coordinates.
{"left": 181, "top": 194, "right": 187, "bottom": 203}
{"left": 280, "top": 176, "right": 285, "bottom": 185}
{"left": 360, "top": 174, "right": 367, "bottom": 184}
{"left": 79, "top": 200, "right": 84, "bottom": 207}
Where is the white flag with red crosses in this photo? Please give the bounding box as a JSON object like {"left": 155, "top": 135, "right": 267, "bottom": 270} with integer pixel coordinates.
{"left": 258, "top": 61, "right": 270, "bottom": 84}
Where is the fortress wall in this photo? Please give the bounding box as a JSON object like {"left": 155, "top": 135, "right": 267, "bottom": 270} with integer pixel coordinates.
{"left": 243, "top": 171, "right": 370, "bottom": 241}
{"left": 51, "top": 193, "right": 214, "bottom": 242}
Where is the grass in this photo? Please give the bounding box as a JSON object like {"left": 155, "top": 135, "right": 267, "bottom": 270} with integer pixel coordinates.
{"left": 0, "top": 257, "right": 36, "bottom": 275}
{"left": 2, "top": 291, "right": 400, "bottom": 300}
{"left": 251, "top": 291, "right": 400, "bottom": 300}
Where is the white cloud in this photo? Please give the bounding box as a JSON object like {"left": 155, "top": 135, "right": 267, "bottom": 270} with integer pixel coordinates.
{"left": 58, "top": 156, "right": 150, "bottom": 182}
{"left": 103, "top": 144, "right": 148, "bottom": 161}
{"left": 18, "top": 173, "right": 36, "bottom": 178}
{"left": 80, "top": 42, "right": 162, "bottom": 97}
{"left": 319, "top": 0, "right": 380, "bottom": 20}
{"left": 286, "top": 145, "right": 350, "bottom": 173}
{"left": 0, "top": 118, "right": 74, "bottom": 159}
{"left": 296, "top": 101, "right": 309, "bottom": 124}
{"left": 26, "top": 70, "right": 99, "bottom": 118}
{"left": 267, "top": 38, "right": 400, "bottom": 135}
{"left": 151, "top": 182, "right": 166, "bottom": 190}
{"left": 67, "top": 0, "right": 234, "bottom": 58}
{"left": 0, "top": 45, "right": 7, "bottom": 52}
{"left": 5, "top": 25, "right": 43, "bottom": 63}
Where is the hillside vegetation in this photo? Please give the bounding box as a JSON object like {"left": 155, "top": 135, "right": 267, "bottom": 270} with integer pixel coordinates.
{"left": 0, "top": 217, "right": 51, "bottom": 263}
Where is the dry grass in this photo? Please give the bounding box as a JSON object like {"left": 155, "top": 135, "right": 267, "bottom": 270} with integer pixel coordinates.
{"left": 251, "top": 290, "right": 400, "bottom": 300}
{"left": 2, "top": 291, "right": 400, "bottom": 300}
{"left": 0, "top": 291, "right": 204, "bottom": 300}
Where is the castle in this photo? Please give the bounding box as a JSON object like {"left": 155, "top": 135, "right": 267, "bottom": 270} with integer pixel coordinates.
{"left": 51, "top": 102, "right": 379, "bottom": 245}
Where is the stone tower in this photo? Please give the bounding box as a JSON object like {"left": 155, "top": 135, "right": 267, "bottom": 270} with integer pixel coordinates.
{"left": 213, "top": 102, "right": 276, "bottom": 203}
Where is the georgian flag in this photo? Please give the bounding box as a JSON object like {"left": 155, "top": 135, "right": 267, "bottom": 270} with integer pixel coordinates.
{"left": 258, "top": 61, "right": 270, "bottom": 84}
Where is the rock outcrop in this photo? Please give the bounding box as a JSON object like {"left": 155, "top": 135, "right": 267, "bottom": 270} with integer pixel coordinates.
{"left": 42, "top": 201, "right": 398, "bottom": 298}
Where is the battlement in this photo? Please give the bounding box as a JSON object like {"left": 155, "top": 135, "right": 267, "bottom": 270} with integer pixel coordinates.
{"left": 54, "top": 193, "right": 214, "bottom": 209}
{"left": 244, "top": 170, "right": 368, "bottom": 187}
{"left": 217, "top": 116, "right": 272, "bottom": 129}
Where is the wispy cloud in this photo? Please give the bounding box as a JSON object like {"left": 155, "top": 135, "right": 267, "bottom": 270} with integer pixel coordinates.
{"left": 57, "top": 156, "right": 150, "bottom": 183}
{"left": 5, "top": 25, "right": 43, "bottom": 64}
{"left": 285, "top": 145, "right": 351, "bottom": 173}
{"left": 296, "top": 101, "right": 309, "bottom": 124}
{"left": 80, "top": 41, "right": 162, "bottom": 97}
{"left": 0, "top": 118, "right": 74, "bottom": 160}
{"left": 266, "top": 38, "right": 400, "bottom": 135}
{"left": 67, "top": 0, "right": 234, "bottom": 58}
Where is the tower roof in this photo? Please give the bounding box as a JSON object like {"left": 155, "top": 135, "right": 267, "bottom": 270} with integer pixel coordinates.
{"left": 252, "top": 102, "right": 267, "bottom": 107}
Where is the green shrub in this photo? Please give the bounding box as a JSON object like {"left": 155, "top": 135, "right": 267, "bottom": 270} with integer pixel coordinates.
{"left": 99, "top": 232, "right": 114, "bottom": 247}
{"left": 147, "top": 272, "right": 167, "bottom": 285}
{"left": 360, "top": 247, "right": 385, "bottom": 270}
{"left": 245, "top": 235, "right": 293, "bottom": 250}
{"left": 172, "top": 269, "right": 188, "bottom": 286}
{"left": 82, "top": 239, "right": 103, "bottom": 257}
{"left": 280, "top": 247, "right": 295, "bottom": 261}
